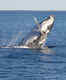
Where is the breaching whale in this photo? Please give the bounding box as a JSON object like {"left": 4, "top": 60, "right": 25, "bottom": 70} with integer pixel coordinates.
{"left": 0, "top": 15, "right": 55, "bottom": 49}
{"left": 18, "top": 15, "right": 55, "bottom": 49}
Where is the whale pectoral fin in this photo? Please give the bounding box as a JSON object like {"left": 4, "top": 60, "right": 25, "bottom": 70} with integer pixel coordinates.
{"left": 33, "top": 16, "right": 41, "bottom": 31}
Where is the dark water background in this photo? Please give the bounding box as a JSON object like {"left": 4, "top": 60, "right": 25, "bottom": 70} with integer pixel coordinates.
{"left": 0, "top": 11, "right": 66, "bottom": 80}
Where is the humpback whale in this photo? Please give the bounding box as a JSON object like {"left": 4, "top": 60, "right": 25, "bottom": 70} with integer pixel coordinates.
{"left": 18, "top": 15, "right": 55, "bottom": 49}
{"left": 0, "top": 15, "right": 55, "bottom": 49}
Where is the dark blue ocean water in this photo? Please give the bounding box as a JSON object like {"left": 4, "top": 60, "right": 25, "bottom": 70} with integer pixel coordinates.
{"left": 0, "top": 11, "right": 66, "bottom": 80}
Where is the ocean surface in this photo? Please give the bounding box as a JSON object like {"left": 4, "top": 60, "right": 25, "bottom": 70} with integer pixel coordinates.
{"left": 0, "top": 11, "right": 66, "bottom": 80}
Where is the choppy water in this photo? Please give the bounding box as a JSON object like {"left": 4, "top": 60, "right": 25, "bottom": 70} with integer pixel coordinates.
{"left": 0, "top": 11, "right": 66, "bottom": 80}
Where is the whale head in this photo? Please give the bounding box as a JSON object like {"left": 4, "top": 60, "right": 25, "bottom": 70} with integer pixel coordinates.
{"left": 37, "top": 15, "right": 55, "bottom": 47}
{"left": 40, "top": 15, "right": 55, "bottom": 34}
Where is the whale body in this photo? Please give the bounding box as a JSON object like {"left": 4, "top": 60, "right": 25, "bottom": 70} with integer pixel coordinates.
{"left": 18, "top": 15, "right": 55, "bottom": 49}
